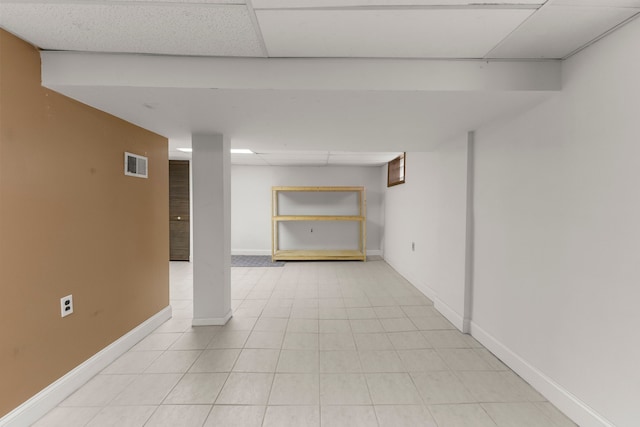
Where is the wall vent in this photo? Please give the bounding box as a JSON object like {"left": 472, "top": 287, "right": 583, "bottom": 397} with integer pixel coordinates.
{"left": 124, "top": 152, "right": 148, "bottom": 178}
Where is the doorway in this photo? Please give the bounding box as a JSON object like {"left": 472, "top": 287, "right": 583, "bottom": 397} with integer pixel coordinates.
{"left": 169, "top": 160, "right": 190, "bottom": 261}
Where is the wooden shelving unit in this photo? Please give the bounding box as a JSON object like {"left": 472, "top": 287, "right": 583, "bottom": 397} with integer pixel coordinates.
{"left": 272, "top": 186, "right": 366, "bottom": 262}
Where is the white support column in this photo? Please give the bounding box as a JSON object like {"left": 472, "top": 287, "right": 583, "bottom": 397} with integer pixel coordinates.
{"left": 191, "top": 134, "right": 232, "bottom": 326}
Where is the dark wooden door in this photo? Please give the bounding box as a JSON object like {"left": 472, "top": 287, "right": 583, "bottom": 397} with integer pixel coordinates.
{"left": 169, "top": 160, "right": 190, "bottom": 261}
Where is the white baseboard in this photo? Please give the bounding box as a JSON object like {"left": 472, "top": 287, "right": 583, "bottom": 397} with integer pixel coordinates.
{"left": 0, "top": 306, "right": 172, "bottom": 427}
{"left": 470, "top": 321, "right": 614, "bottom": 427}
{"left": 232, "top": 249, "right": 382, "bottom": 257}
{"left": 381, "top": 257, "right": 611, "bottom": 427}
{"left": 383, "top": 258, "right": 463, "bottom": 332}
{"left": 192, "top": 310, "right": 232, "bottom": 326}
{"left": 231, "top": 250, "right": 271, "bottom": 256}
{"left": 433, "top": 298, "right": 464, "bottom": 332}
{"left": 383, "top": 257, "right": 437, "bottom": 302}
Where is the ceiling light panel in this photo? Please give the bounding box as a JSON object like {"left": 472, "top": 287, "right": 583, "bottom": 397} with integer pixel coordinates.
{"left": 256, "top": 8, "right": 535, "bottom": 58}
{"left": 487, "top": 5, "right": 639, "bottom": 59}
{"left": 0, "top": 3, "right": 264, "bottom": 56}
{"left": 253, "top": 0, "right": 544, "bottom": 8}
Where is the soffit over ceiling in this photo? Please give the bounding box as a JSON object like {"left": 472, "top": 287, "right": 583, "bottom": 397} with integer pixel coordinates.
{"left": 168, "top": 138, "right": 402, "bottom": 165}
{"left": 49, "top": 84, "right": 554, "bottom": 154}
{"left": 0, "top": 0, "right": 638, "bottom": 59}
{"left": 40, "top": 53, "right": 558, "bottom": 157}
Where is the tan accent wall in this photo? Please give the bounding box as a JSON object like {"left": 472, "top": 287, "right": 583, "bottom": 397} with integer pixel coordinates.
{"left": 0, "top": 29, "right": 169, "bottom": 417}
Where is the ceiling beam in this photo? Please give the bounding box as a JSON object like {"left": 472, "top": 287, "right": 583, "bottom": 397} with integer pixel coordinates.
{"left": 41, "top": 52, "right": 561, "bottom": 92}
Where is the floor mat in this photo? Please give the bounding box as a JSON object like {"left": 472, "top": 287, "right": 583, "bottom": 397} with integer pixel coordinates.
{"left": 231, "top": 255, "right": 285, "bottom": 267}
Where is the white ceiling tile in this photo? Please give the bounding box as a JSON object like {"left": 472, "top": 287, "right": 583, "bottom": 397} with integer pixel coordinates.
{"left": 0, "top": 3, "right": 264, "bottom": 56}
{"left": 231, "top": 154, "right": 269, "bottom": 165}
{"left": 487, "top": 5, "right": 639, "bottom": 58}
{"left": 329, "top": 151, "right": 402, "bottom": 157}
{"left": 328, "top": 152, "right": 402, "bottom": 165}
{"left": 127, "top": 0, "right": 245, "bottom": 3}
{"left": 260, "top": 153, "right": 329, "bottom": 160}
{"left": 328, "top": 159, "right": 382, "bottom": 166}
{"left": 264, "top": 159, "right": 329, "bottom": 166}
{"left": 253, "top": 0, "right": 544, "bottom": 8}
{"left": 168, "top": 139, "right": 192, "bottom": 152}
{"left": 550, "top": 0, "right": 640, "bottom": 7}
{"left": 257, "top": 150, "right": 329, "bottom": 155}
{"left": 176, "top": 148, "right": 412, "bottom": 166}
{"left": 257, "top": 8, "right": 534, "bottom": 58}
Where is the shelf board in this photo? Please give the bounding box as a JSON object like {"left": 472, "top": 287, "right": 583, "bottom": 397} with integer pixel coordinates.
{"left": 272, "top": 186, "right": 364, "bottom": 192}
{"left": 273, "top": 215, "right": 364, "bottom": 221}
{"left": 273, "top": 250, "right": 366, "bottom": 261}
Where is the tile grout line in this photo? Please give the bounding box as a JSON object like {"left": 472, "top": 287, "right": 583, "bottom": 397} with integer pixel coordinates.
{"left": 42, "top": 261, "right": 573, "bottom": 427}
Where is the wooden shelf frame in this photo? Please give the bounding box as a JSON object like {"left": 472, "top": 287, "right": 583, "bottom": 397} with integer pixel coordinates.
{"left": 274, "top": 215, "right": 363, "bottom": 221}
{"left": 271, "top": 186, "right": 366, "bottom": 262}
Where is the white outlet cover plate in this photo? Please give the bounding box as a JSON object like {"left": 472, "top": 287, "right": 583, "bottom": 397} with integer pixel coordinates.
{"left": 60, "top": 295, "right": 73, "bottom": 317}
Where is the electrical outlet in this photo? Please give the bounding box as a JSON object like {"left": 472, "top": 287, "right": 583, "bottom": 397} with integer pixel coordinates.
{"left": 412, "top": 242, "right": 415, "bottom": 251}
{"left": 60, "top": 295, "right": 73, "bottom": 317}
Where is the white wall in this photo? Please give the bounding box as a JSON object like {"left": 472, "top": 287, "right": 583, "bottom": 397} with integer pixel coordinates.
{"left": 382, "top": 152, "right": 441, "bottom": 301}
{"left": 231, "top": 165, "right": 383, "bottom": 255}
{"left": 382, "top": 139, "right": 470, "bottom": 328}
{"left": 471, "top": 17, "right": 640, "bottom": 427}
{"left": 382, "top": 17, "right": 640, "bottom": 427}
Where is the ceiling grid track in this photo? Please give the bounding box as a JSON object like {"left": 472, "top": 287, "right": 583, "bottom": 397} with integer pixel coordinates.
{"left": 245, "top": 0, "right": 270, "bottom": 57}
{"left": 562, "top": 10, "right": 640, "bottom": 60}
{"left": 483, "top": 1, "right": 546, "bottom": 60}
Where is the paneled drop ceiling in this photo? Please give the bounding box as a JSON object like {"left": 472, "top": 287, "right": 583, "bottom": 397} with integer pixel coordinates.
{"left": 230, "top": 151, "right": 404, "bottom": 166}
{"left": 0, "top": 3, "right": 265, "bottom": 56}
{"left": 168, "top": 143, "right": 403, "bottom": 166}
{"left": 256, "top": 8, "right": 536, "bottom": 58}
{"left": 1, "top": 0, "right": 639, "bottom": 165}
{"left": 1, "top": 0, "right": 638, "bottom": 60}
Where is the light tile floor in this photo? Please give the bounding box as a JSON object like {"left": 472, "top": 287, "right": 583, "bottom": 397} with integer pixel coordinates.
{"left": 34, "top": 261, "right": 577, "bottom": 427}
